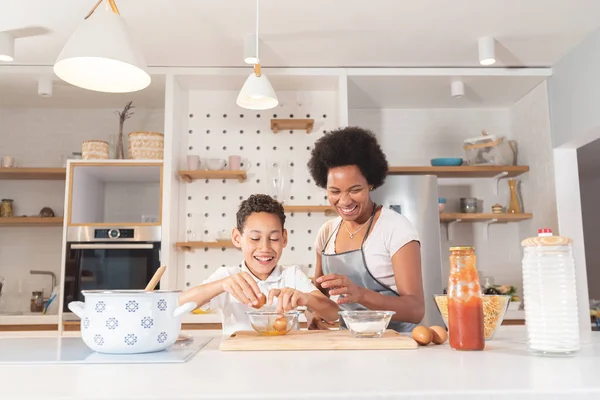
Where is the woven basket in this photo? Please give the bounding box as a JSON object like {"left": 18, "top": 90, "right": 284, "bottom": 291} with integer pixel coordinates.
{"left": 82, "top": 140, "right": 109, "bottom": 160}
{"left": 128, "top": 132, "right": 164, "bottom": 160}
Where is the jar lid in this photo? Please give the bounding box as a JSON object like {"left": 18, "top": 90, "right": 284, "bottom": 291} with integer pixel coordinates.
{"left": 449, "top": 246, "right": 474, "bottom": 251}
{"left": 1, "top": 199, "right": 13, "bottom": 202}
{"left": 521, "top": 235, "right": 572, "bottom": 247}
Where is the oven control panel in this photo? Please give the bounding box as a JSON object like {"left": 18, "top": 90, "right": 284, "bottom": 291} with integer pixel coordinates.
{"left": 94, "top": 228, "right": 135, "bottom": 239}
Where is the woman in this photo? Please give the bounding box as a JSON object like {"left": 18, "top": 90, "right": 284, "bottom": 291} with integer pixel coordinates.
{"left": 307, "top": 126, "right": 424, "bottom": 332}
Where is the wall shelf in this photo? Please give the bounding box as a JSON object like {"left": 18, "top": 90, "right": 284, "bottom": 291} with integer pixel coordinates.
{"left": 440, "top": 213, "right": 533, "bottom": 222}
{"left": 0, "top": 168, "right": 66, "bottom": 180}
{"left": 176, "top": 240, "right": 236, "bottom": 251}
{"left": 178, "top": 170, "right": 247, "bottom": 183}
{"left": 271, "top": 119, "right": 314, "bottom": 134}
{"left": 283, "top": 205, "right": 336, "bottom": 216}
{"left": 0, "top": 217, "right": 64, "bottom": 226}
{"left": 388, "top": 165, "right": 529, "bottom": 178}
{"left": 440, "top": 213, "right": 533, "bottom": 241}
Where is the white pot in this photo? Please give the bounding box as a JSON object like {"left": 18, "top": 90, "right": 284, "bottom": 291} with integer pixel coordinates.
{"left": 68, "top": 290, "right": 197, "bottom": 354}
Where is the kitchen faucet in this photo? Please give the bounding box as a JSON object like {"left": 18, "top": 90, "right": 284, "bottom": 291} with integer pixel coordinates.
{"left": 29, "top": 270, "right": 57, "bottom": 294}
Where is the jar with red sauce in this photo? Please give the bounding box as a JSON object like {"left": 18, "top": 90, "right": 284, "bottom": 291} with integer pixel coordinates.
{"left": 448, "top": 246, "right": 485, "bottom": 351}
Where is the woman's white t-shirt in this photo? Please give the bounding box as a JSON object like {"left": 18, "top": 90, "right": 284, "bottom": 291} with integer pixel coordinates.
{"left": 315, "top": 207, "right": 420, "bottom": 292}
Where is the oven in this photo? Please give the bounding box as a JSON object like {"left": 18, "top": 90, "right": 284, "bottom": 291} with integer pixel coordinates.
{"left": 63, "top": 226, "right": 161, "bottom": 312}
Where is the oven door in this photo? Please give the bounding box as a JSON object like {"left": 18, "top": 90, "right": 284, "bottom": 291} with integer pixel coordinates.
{"left": 63, "top": 242, "right": 160, "bottom": 311}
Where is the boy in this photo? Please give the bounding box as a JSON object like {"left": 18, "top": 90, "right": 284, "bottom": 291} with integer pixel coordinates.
{"left": 180, "top": 194, "right": 339, "bottom": 335}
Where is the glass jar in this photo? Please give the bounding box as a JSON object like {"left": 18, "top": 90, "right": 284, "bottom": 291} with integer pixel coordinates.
{"left": 521, "top": 229, "right": 579, "bottom": 355}
{"left": 1, "top": 199, "right": 14, "bottom": 217}
{"left": 448, "top": 246, "right": 485, "bottom": 351}
{"left": 460, "top": 197, "right": 478, "bottom": 213}
{"left": 30, "top": 291, "right": 44, "bottom": 313}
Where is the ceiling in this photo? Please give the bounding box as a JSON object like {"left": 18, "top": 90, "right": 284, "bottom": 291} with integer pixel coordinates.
{"left": 0, "top": 1, "right": 599, "bottom": 108}
{"left": 2, "top": 0, "right": 600, "bottom": 68}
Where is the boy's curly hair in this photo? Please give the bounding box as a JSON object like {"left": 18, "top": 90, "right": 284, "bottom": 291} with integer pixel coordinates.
{"left": 236, "top": 194, "right": 286, "bottom": 233}
{"left": 307, "top": 126, "right": 389, "bottom": 189}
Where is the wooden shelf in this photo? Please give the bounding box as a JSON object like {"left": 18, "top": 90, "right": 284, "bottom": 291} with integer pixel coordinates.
{"left": 0, "top": 217, "right": 64, "bottom": 226}
{"left": 440, "top": 213, "right": 533, "bottom": 222}
{"left": 0, "top": 168, "right": 66, "bottom": 180}
{"left": 388, "top": 165, "right": 529, "bottom": 178}
{"left": 176, "top": 240, "right": 236, "bottom": 251}
{"left": 271, "top": 119, "right": 314, "bottom": 134}
{"left": 283, "top": 205, "right": 335, "bottom": 216}
{"left": 178, "top": 170, "right": 247, "bottom": 183}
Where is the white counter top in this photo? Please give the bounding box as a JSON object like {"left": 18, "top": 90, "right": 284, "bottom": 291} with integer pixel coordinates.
{"left": 1, "top": 327, "right": 599, "bottom": 400}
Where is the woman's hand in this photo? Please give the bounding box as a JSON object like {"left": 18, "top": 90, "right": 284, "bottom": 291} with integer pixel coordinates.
{"left": 221, "top": 272, "right": 262, "bottom": 306}
{"left": 317, "top": 274, "right": 365, "bottom": 305}
{"left": 268, "top": 287, "right": 309, "bottom": 312}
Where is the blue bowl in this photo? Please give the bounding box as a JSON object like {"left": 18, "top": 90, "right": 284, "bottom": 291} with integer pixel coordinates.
{"left": 430, "top": 158, "right": 463, "bottom": 167}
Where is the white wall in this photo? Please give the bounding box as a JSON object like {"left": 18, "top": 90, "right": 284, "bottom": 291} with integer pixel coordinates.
{"left": 0, "top": 107, "right": 164, "bottom": 315}
{"left": 579, "top": 174, "right": 600, "bottom": 300}
{"left": 104, "top": 182, "right": 161, "bottom": 223}
{"left": 510, "top": 82, "right": 559, "bottom": 240}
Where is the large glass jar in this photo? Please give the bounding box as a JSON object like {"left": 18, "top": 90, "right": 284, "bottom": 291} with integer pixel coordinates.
{"left": 0, "top": 199, "right": 14, "bottom": 217}
{"left": 521, "top": 229, "right": 579, "bottom": 355}
{"left": 448, "top": 246, "right": 485, "bottom": 351}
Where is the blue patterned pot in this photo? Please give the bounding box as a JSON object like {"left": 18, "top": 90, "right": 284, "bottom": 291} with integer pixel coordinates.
{"left": 68, "top": 290, "right": 196, "bottom": 354}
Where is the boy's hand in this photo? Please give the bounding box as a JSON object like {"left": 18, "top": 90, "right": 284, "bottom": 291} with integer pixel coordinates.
{"left": 268, "top": 288, "right": 309, "bottom": 312}
{"left": 221, "top": 272, "right": 262, "bottom": 306}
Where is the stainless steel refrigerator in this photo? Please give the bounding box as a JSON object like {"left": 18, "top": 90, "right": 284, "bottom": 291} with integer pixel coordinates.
{"left": 372, "top": 174, "right": 445, "bottom": 327}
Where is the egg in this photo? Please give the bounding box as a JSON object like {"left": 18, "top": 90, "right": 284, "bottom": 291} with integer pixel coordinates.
{"left": 273, "top": 316, "right": 289, "bottom": 332}
{"left": 252, "top": 294, "right": 267, "bottom": 309}
{"left": 411, "top": 326, "right": 432, "bottom": 346}
{"left": 429, "top": 326, "right": 448, "bottom": 345}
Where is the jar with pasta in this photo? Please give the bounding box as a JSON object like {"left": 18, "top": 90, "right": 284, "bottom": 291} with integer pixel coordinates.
{"left": 447, "top": 246, "right": 485, "bottom": 351}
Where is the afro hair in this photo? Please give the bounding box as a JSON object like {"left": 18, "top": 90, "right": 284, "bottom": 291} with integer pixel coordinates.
{"left": 307, "top": 126, "right": 389, "bottom": 189}
{"left": 236, "top": 194, "right": 286, "bottom": 233}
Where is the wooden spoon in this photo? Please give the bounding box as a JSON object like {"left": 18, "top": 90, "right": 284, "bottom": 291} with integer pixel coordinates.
{"left": 145, "top": 265, "right": 166, "bottom": 291}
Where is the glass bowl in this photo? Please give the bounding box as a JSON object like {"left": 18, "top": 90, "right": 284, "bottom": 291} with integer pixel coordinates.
{"left": 433, "top": 294, "right": 510, "bottom": 340}
{"left": 246, "top": 310, "right": 300, "bottom": 336}
{"left": 338, "top": 310, "right": 396, "bottom": 338}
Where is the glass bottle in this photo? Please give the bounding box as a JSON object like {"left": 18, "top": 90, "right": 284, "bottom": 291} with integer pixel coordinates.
{"left": 30, "top": 291, "right": 44, "bottom": 312}
{"left": 507, "top": 179, "right": 522, "bottom": 213}
{"left": 447, "top": 246, "right": 485, "bottom": 351}
{"left": 521, "top": 229, "right": 579, "bottom": 355}
{"left": 1, "top": 199, "right": 14, "bottom": 217}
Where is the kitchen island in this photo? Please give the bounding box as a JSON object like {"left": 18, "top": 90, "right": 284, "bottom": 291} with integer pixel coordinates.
{"left": 1, "top": 327, "right": 599, "bottom": 400}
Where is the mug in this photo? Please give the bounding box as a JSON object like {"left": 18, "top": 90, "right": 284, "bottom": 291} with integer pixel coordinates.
{"left": 1, "top": 156, "right": 15, "bottom": 168}
{"left": 187, "top": 155, "right": 200, "bottom": 170}
{"left": 228, "top": 155, "right": 251, "bottom": 171}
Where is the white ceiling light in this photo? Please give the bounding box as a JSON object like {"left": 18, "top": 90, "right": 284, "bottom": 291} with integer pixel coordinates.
{"left": 451, "top": 80, "right": 464, "bottom": 98}
{"left": 243, "top": 34, "right": 259, "bottom": 65}
{"left": 236, "top": 0, "right": 278, "bottom": 110}
{"left": 0, "top": 32, "right": 14, "bottom": 62}
{"left": 38, "top": 76, "right": 53, "bottom": 97}
{"left": 54, "top": 0, "right": 150, "bottom": 93}
{"left": 478, "top": 36, "right": 496, "bottom": 66}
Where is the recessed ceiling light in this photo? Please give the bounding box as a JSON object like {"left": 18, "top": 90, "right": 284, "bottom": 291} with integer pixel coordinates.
{"left": 478, "top": 36, "right": 496, "bottom": 66}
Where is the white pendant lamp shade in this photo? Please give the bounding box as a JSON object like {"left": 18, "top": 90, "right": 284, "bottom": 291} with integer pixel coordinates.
{"left": 54, "top": 7, "right": 150, "bottom": 93}
{"left": 236, "top": 69, "right": 279, "bottom": 110}
{"left": 0, "top": 32, "right": 14, "bottom": 62}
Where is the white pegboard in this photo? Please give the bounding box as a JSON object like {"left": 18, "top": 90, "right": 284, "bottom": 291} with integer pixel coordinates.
{"left": 180, "top": 89, "right": 340, "bottom": 287}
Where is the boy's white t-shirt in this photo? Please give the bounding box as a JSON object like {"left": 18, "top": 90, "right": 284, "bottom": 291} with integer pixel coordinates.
{"left": 315, "top": 207, "right": 420, "bottom": 292}
{"left": 200, "top": 262, "right": 317, "bottom": 336}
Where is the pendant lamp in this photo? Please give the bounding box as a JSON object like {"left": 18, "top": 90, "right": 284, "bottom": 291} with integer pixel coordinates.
{"left": 54, "top": 0, "right": 150, "bottom": 93}
{"left": 236, "top": 0, "right": 278, "bottom": 110}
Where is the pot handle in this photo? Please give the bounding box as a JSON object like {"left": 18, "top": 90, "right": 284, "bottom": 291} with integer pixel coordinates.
{"left": 67, "top": 301, "right": 85, "bottom": 319}
{"left": 173, "top": 301, "right": 197, "bottom": 318}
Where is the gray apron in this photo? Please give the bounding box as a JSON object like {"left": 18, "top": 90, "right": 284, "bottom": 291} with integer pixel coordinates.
{"left": 321, "top": 205, "right": 416, "bottom": 333}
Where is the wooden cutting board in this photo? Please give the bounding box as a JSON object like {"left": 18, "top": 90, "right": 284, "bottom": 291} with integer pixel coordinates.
{"left": 219, "top": 329, "right": 418, "bottom": 351}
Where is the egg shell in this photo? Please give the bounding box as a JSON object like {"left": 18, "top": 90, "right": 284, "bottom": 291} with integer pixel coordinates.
{"left": 429, "top": 325, "right": 448, "bottom": 345}
{"left": 252, "top": 293, "right": 267, "bottom": 309}
{"left": 411, "top": 326, "right": 432, "bottom": 346}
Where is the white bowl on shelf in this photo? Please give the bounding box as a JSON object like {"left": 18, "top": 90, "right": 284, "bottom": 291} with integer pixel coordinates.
{"left": 207, "top": 159, "right": 226, "bottom": 171}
